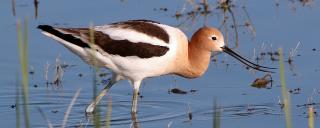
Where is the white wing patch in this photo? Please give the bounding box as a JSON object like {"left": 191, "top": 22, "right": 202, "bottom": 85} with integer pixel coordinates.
{"left": 94, "top": 24, "right": 169, "bottom": 47}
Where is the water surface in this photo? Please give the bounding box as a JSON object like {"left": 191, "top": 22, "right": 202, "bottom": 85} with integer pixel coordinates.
{"left": 0, "top": 0, "right": 319, "bottom": 127}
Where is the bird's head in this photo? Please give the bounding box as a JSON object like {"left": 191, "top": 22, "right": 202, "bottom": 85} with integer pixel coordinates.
{"left": 192, "top": 26, "right": 275, "bottom": 73}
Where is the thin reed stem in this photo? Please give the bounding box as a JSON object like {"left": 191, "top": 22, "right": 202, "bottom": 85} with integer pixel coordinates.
{"left": 17, "top": 18, "right": 30, "bottom": 128}
{"left": 105, "top": 96, "right": 112, "bottom": 128}
{"left": 37, "top": 107, "right": 53, "bottom": 128}
{"left": 11, "top": 0, "right": 16, "bottom": 16}
{"left": 89, "top": 23, "right": 102, "bottom": 128}
{"left": 278, "top": 48, "right": 292, "bottom": 128}
{"left": 308, "top": 106, "right": 314, "bottom": 128}
{"left": 61, "top": 89, "right": 81, "bottom": 128}
{"left": 213, "top": 99, "right": 221, "bottom": 128}
{"left": 15, "top": 74, "right": 21, "bottom": 128}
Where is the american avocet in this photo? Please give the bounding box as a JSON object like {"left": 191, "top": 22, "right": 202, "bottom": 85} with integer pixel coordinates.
{"left": 37, "top": 20, "right": 274, "bottom": 113}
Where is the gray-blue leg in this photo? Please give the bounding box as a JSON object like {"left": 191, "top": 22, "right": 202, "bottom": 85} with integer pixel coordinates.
{"left": 85, "top": 74, "right": 120, "bottom": 113}
{"left": 131, "top": 80, "right": 141, "bottom": 113}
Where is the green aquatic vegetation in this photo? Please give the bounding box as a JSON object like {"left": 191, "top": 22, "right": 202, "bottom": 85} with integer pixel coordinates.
{"left": 308, "top": 106, "right": 314, "bottom": 128}
{"left": 15, "top": 75, "right": 20, "bottom": 128}
{"left": 105, "top": 97, "right": 112, "bottom": 128}
{"left": 213, "top": 99, "right": 221, "bottom": 128}
{"left": 16, "top": 18, "right": 30, "bottom": 128}
{"left": 89, "top": 23, "right": 102, "bottom": 128}
{"left": 278, "top": 48, "right": 292, "bottom": 128}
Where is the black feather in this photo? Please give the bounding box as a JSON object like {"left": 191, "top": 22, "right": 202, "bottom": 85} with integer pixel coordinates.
{"left": 37, "top": 25, "right": 91, "bottom": 48}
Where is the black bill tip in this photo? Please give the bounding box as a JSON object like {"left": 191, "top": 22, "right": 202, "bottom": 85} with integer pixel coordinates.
{"left": 221, "top": 46, "right": 276, "bottom": 73}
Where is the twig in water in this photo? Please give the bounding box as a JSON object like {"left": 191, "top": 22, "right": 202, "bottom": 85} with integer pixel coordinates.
{"left": 34, "top": 0, "right": 39, "bottom": 19}
{"left": 11, "top": 0, "right": 16, "bottom": 16}
{"left": 242, "top": 5, "right": 256, "bottom": 38}
{"left": 288, "top": 41, "right": 300, "bottom": 64}
{"left": 44, "top": 62, "right": 50, "bottom": 85}
{"left": 187, "top": 103, "right": 192, "bottom": 121}
{"left": 37, "top": 107, "right": 53, "bottom": 128}
{"left": 61, "top": 88, "right": 81, "bottom": 128}
{"left": 167, "top": 121, "right": 173, "bottom": 128}
{"left": 53, "top": 55, "right": 64, "bottom": 86}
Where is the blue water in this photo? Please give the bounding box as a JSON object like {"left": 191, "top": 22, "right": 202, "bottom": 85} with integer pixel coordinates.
{"left": 0, "top": 0, "right": 319, "bottom": 127}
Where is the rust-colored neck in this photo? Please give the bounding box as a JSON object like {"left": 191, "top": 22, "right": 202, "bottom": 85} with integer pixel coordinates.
{"left": 177, "top": 31, "right": 212, "bottom": 78}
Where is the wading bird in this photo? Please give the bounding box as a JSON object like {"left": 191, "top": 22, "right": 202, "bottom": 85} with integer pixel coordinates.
{"left": 38, "top": 20, "right": 274, "bottom": 114}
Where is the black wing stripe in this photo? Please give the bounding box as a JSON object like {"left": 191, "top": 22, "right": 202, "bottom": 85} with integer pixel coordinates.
{"left": 37, "top": 25, "right": 91, "bottom": 48}
{"left": 93, "top": 31, "right": 169, "bottom": 58}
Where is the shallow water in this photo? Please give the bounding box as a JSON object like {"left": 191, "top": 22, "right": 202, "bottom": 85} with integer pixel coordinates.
{"left": 0, "top": 0, "right": 320, "bottom": 128}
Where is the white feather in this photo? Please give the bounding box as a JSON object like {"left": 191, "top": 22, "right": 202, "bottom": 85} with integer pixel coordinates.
{"left": 94, "top": 24, "right": 169, "bottom": 47}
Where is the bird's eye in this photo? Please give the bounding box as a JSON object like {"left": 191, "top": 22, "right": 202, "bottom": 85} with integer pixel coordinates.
{"left": 211, "top": 36, "right": 217, "bottom": 40}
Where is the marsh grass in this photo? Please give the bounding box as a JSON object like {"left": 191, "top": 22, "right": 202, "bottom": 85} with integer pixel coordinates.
{"left": 37, "top": 107, "right": 53, "bottom": 128}
{"left": 308, "top": 106, "right": 314, "bottom": 128}
{"left": 105, "top": 97, "right": 112, "bottom": 128}
{"left": 16, "top": 18, "right": 30, "bottom": 128}
{"left": 61, "top": 89, "right": 81, "bottom": 128}
{"left": 278, "top": 48, "right": 292, "bottom": 128}
{"left": 11, "top": 0, "right": 16, "bottom": 16}
{"left": 15, "top": 74, "right": 21, "bottom": 128}
{"left": 213, "top": 99, "right": 221, "bottom": 128}
{"left": 92, "top": 70, "right": 102, "bottom": 128}
{"left": 16, "top": 17, "right": 84, "bottom": 128}
{"left": 88, "top": 23, "right": 113, "bottom": 128}
{"left": 88, "top": 23, "right": 103, "bottom": 128}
